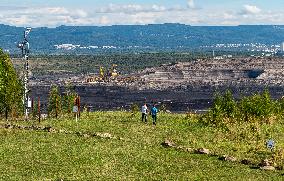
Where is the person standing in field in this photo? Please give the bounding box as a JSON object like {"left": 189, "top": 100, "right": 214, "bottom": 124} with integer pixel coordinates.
{"left": 151, "top": 104, "right": 158, "bottom": 125}
{"left": 141, "top": 103, "right": 148, "bottom": 123}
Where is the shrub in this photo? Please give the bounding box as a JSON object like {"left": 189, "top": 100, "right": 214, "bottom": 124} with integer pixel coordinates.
{"left": 203, "top": 90, "right": 237, "bottom": 126}
{"left": 239, "top": 90, "right": 275, "bottom": 122}
{"left": 130, "top": 103, "right": 139, "bottom": 114}
{"left": 203, "top": 89, "right": 279, "bottom": 126}
{"left": 159, "top": 103, "right": 168, "bottom": 113}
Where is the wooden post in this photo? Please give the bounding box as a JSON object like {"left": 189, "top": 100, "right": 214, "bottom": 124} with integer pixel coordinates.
{"left": 78, "top": 96, "right": 81, "bottom": 118}
{"left": 87, "top": 105, "right": 90, "bottom": 116}
{"left": 73, "top": 97, "right": 79, "bottom": 122}
{"left": 31, "top": 97, "right": 34, "bottom": 117}
{"left": 55, "top": 96, "right": 58, "bottom": 119}
{"left": 68, "top": 97, "right": 71, "bottom": 113}
{"left": 5, "top": 107, "right": 8, "bottom": 121}
{"left": 38, "top": 97, "right": 41, "bottom": 123}
{"left": 74, "top": 97, "right": 77, "bottom": 119}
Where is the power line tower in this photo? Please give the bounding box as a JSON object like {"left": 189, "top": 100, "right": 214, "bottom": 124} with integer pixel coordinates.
{"left": 17, "top": 27, "right": 32, "bottom": 120}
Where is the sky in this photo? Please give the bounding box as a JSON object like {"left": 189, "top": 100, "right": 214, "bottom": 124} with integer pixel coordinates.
{"left": 0, "top": 0, "right": 284, "bottom": 27}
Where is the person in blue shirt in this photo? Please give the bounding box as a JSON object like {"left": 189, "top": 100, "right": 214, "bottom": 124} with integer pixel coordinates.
{"left": 151, "top": 104, "right": 158, "bottom": 125}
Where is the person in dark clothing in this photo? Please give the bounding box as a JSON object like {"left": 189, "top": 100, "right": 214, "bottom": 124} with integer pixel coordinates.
{"left": 151, "top": 105, "right": 158, "bottom": 125}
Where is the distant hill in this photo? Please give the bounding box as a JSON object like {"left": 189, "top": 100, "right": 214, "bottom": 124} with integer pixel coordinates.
{"left": 1, "top": 23, "right": 284, "bottom": 54}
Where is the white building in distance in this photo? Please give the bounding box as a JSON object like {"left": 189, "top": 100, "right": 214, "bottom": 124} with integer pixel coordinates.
{"left": 281, "top": 42, "right": 284, "bottom": 52}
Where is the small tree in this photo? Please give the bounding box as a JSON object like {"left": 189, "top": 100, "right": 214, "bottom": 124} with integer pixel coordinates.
{"left": 222, "top": 90, "right": 238, "bottom": 119}
{"left": 0, "top": 48, "right": 23, "bottom": 119}
{"left": 62, "top": 84, "right": 77, "bottom": 115}
{"left": 48, "top": 85, "right": 61, "bottom": 118}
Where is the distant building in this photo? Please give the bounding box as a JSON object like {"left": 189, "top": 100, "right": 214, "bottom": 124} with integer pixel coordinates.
{"left": 276, "top": 42, "right": 284, "bottom": 56}
{"left": 214, "top": 56, "right": 224, "bottom": 60}
{"left": 281, "top": 42, "right": 284, "bottom": 52}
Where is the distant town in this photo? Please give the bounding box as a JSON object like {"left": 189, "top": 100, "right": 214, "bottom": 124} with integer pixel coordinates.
{"left": 54, "top": 42, "right": 284, "bottom": 58}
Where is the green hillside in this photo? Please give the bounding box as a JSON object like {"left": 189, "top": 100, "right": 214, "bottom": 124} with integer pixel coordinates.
{"left": 0, "top": 111, "right": 283, "bottom": 180}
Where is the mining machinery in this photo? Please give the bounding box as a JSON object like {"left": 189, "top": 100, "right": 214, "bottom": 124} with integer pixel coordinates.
{"left": 86, "top": 64, "right": 119, "bottom": 83}
{"left": 86, "top": 64, "right": 140, "bottom": 84}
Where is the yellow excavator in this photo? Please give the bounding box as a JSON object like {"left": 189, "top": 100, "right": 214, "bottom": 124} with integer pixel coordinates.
{"left": 99, "top": 64, "right": 119, "bottom": 78}
{"left": 86, "top": 64, "right": 119, "bottom": 83}
{"left": 99, "top": 66, "right": 105, "bottom": 78}
{"left": 109, "top": 64, "right": 118, "bottom": 77}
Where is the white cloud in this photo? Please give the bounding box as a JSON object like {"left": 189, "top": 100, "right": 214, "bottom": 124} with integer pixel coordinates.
{"left": 1, "top": 2, "right": 284, "bottom": 27}
{"left": 241, "top": 5, "right": 261, "bottom": 15}
{"left": 223, "top": 12, "right": 235, "bottom": 20}
{"left": 0, "top": 6, "right": 28, "bottom": 11}
{"left": 99, "top": 16, "right": 109, "bottom": 25}
{"left": 0, "top": 2, "right": 203, "bottom": 27}
{"left": 98, "top": 3, "right": 181, "bottom": 14}
{"left": 0, "top": 6, "right": 89, "bottom": 27}
{"left": 187, "top": 0, "right": 195, "bottom": 9}
{"left": 43, "top": 7, "right": 69, "bottom": 15}
{"left": 152, "top": 5, "right": 166, "bottom": 12}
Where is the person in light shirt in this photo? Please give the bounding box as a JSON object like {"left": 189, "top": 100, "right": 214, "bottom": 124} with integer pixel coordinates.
{"left": 141, "top": 103, "right": 148, "bottom": 123}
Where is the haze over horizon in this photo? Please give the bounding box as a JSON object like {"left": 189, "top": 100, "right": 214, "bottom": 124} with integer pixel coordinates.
{"left": 1, "top": 0, "right": 284, "bottom": 27}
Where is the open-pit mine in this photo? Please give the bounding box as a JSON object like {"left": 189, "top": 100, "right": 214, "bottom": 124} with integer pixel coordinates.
{"left": 31, "top": 57, "right": 284, "bottom": 112}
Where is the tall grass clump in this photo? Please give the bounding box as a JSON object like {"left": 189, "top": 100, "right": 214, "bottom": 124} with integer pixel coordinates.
{"left": 203, "top": 90, "right": 281, "bottom": 126}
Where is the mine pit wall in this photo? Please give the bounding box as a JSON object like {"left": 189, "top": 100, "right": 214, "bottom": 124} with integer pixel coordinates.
{"left": 31, "top": 84, "right": 284, "bottom": 113}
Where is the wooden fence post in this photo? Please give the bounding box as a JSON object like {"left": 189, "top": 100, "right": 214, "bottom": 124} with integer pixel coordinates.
{"left": 38, "top": 97, "right": 41, "bottom": 123}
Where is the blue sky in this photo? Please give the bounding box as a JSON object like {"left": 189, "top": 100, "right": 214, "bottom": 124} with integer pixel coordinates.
{"left": 0, "top": 0, "right": 284, "bottom": 27}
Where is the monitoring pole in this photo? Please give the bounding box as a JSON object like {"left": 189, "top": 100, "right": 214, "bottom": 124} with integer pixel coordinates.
{"left": 17, "top": 27, "right": 32, "bottom": 120}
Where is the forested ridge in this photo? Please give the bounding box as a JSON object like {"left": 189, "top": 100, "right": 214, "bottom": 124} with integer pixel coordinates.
{"left": 1, "top": 24, "right": 284, "bottom": 54}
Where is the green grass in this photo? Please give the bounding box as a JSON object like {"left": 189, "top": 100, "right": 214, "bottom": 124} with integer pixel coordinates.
{"left": 0, "top": 111, "right": 284, "bottom": 180}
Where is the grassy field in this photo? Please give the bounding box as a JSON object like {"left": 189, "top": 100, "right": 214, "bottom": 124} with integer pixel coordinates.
{"left": 0, "top": 111, "right": 284, "bottom": 180}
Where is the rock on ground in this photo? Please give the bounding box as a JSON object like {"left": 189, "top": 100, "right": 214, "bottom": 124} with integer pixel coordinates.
{"left": 260, "top": 166, "right": 275, "bottom": 171}
{"left": 219, "top": 155, "right": 237, "bottom": 162}
{"left": 161, "top": 139, "right": 176, "bottom": 148}
{"left": 195, "top": 148, "right": 210, "bottom": 155}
